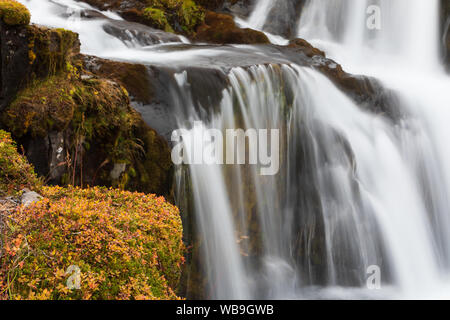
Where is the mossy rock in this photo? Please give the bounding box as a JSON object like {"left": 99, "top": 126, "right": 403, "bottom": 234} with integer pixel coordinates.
{"left": 143, "top": 7, "right": 174, "bottom": 33}
{"left": 82, "top": 57, "right": 153, "bottom": 104}
{"left": 0, "top": 130, "right": 41, "bottom": 196}
{"left": 2, "top": 66, "right": 173, "bottom": 197}
{"left": 27, "top": 26, "right": 80, "bottom": 77}
{"left": 194, "top": 11, "right": 269, "bottom": 44}
{"left": 0, "top": 185, "right": 184, "bottom": 300}
{"left": 81, "top": 0, "right": 205, "bottom": 35}
{"left": 0, "top": 0, "right": 30, "bottom": 26}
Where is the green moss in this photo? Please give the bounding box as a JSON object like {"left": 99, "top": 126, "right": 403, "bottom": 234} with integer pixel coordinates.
{"left": 27, "top": 26, "right": 80, "bottom": 76}
{"left": 0, "top": 130, "right": 41, "bottom": 196}
{"left": 142, "top": 0, "right": 204, "bottom": 35}
{"left": 0, "top": 0, "right": 30, "bottom": 26}
{"left": 180, "top": 0, "right": 204, "bottom": 31}
{"left": 2, "top": 67, "right": 172, "bottom": 195}
{"left": 143, "top": 7, "right": 174, "bottom": 33}
{"left": 2, "top": 75, "right": 77, "bottom": 138}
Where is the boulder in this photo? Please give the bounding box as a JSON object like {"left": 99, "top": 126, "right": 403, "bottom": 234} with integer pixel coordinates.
{"left": 194, "top": 11, "right": 269, "bottom": 44}
{"left": 0, "top": 23, "right": 80, "bottom": 112}
{"left": 20, "top": 188, "right": 42, "bottom": 207}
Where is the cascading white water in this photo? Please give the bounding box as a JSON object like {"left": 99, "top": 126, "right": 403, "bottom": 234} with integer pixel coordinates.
{"left": 172, "top": 62, "right": 450, "bottom": 299}
{"left": 297, "top": 0, "right": 450, "bottom": 298}
{"left": 246, "top": 0, "right": 275, "bottom": 30}
{"left": 298, "top": 0, "right": 442, "bottom": 73}
{"left": 14, "top": 0, "right": 450, "bottom": 299}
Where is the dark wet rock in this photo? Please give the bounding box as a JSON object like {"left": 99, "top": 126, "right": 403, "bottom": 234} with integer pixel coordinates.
{"left": 221, "top": 0, "right": 254, "bottom": 18}
{"left": 288, "top": 38, "right": 325, "bottom": 57}
{"left": 102, "top": 19, "right": 182, "bottom": 46}
{"left": 80, "top": 0, "right": 142, "bottom": 11}
{"left": 194, "top": 11, "right": 269, "bottom": 44}
{"left": 442, "top": 0, "right": 450, "bottom": 70}
{"left": 263, "top": 0, "right": 305, "bottom": 38}
{"left": 83, "top": 55, "right": 154, "bottom": 104}
{"left": 0, "top": 21, "right": 29, "bottom": 111}
{"left": 132, "top": 64, "right": 229, "bottom": 141}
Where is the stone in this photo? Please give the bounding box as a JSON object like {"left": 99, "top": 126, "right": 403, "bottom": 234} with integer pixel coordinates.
{"left": 20, "top": 188, "right": 43, "bottom": 207}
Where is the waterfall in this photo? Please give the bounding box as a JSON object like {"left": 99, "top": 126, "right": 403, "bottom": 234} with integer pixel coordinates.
{"left": 172, "top": 63, "right": 450, "bottom": 299}
{"left": 15, "top": 0, "right": 450, "bottom": 299}
{"left": 298, "top": 0, "right": 441, "bottom": 73}
{"left": 247, "top": 0, "right": 275, "bottom": 30}
{"left": 298, "top": 0, "right": 450, "bottom": 283}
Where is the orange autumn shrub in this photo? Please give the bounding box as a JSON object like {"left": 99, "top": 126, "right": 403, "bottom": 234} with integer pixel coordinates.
{"left": 0, "top": 186, "right": 185, "bottom": 300}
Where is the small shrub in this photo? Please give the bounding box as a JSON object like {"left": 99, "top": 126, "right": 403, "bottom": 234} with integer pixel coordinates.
{"left": 0, "top": 186, "right": 185, "bottom": 300}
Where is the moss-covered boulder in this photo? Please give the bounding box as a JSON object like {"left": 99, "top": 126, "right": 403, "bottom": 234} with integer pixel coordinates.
{"left": 193, "top": 11, "right": 269, "bottom": 44}
{"left": 0, "top": 130, "right": 41, "bottom": 196}
{"left": 0, "top": 17, "right": 172, "bottom": 198}
{"left": 0, "top": 185, "right": 184, "bottom": 300}
{"left": 288, "top": 38, "right": 325, "bottom": 58}
{"left": 0, "top": 0, "right": 30, "bottom": 26}
{"left": 0, "top": 22, "right": 80, "bottom": 111}
{"left": 1, "top": 70, "right": 173, "bottom": 197}
{"left": 82, "top": 0, "right": 205, "bottom": 35}
{"left": 83, "top": 57, "right": 153, "bottom": 104}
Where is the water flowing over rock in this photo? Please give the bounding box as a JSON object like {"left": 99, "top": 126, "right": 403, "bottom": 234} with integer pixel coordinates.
{"left": 262, "top": 0, "right": 305, "bottom": 38}
{"left": 5, "top": 0, "right": 450, "bottom": 300}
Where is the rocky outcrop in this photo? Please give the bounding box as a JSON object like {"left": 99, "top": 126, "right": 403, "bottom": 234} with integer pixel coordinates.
{"left": 0, "top": 21, "right": 173, "bottom": 199}
{"left": 285, "top": 38, "right": 399, "bottom": 120}
{"left": 0, "top": 23, "right": 80, "bottom": 111}
{"left": 77, "top": 0, "right": 267, "bottom": 45}
{"left": 194, "top": 11, "right": 269, "bottom": 44}
{"left": 221, "top": 0, "right": 254, "bottom": 18}
{"left": 80, "top": 0, "right": 205, "bottom": 35}
{"left": 83, "top": 56, "right": 153, "bottom": 104}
